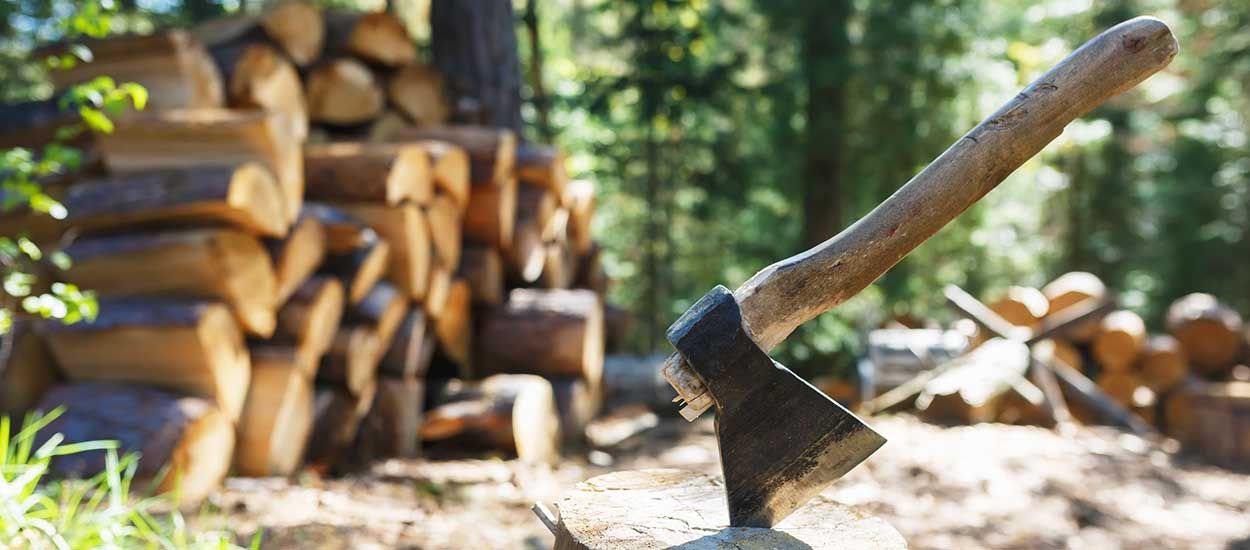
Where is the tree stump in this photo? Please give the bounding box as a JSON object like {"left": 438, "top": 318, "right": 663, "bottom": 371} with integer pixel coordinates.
{"left": 548, "top": 469, "right": 906, "bottom": 549}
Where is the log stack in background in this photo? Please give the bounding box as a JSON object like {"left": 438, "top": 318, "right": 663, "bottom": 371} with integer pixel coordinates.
{"left": 0, "top": 1, "right": 636, "bottom": 502}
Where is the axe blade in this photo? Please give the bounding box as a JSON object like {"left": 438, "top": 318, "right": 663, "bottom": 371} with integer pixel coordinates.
{"left": 668, "top": 286, "right": 885, "bottom": 527}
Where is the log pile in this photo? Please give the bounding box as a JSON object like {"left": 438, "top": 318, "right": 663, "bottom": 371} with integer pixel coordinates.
{"left": 0, "top": 2, "right": 625, "bottom": 504}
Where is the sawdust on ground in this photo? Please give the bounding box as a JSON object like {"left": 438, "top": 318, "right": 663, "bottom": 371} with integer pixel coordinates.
{"left": 202, "top": 415, "right": 1250, "bottom": 549}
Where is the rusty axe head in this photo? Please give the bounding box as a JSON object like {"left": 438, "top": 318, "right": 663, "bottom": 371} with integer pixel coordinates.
{"left": 667, "top": 285, "right": 885, "bottom": 528}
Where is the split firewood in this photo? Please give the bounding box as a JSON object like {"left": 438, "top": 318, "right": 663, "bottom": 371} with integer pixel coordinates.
{"left": 1091, "top": 309, "right": 1147, "bottom": 372}
{"left": 1041, "top": 271, "right": 1108, "bottom": 343}
{"left": 540, "top": 240, "right": 576, "bottom": 290}
{"left": 562, "top": 179, "right": 595, "bottom": 256}
{"left": 262, "top": 2, "right": 325, "bottom": 65}
{"left": 40, "top": 298, "right": 251, "bottom": 421}
{"left": 424, "top": 261, "right": 454, "bottom": 319}
{"left": 362, "top": 377, "right": 425, "bottom": 459}
{"left": 457, "top": 245, "right": 505, "bottom": 305}
{"left": 421, "top": 375, "right": 561, "bottom": 463}
{"left": 1166, "top": 292, "right": 1243, "bottom": 378}
{"left": 509, "top": 182, "right": 553, "bottom": 281}
{"left": 476, "top": 289, "right": 605, "bottom": 387}
{"left": 345, "top": 281, "right": 409, "bottom": 346}
{"left": 272, "top": 276, "right": 345, "bottom": 367}
{"left": 323, "top": 11, "right": 417, "bottom": 67}
{"left": 210, "top": 42, "right": 308, "bottom": 140}
{"left": 550, "top": 376, "right": 601, "bottom": 445}
{"left": 336, "top": 203, "right": 431, "bottom": 301}
{"left": 418, "top": 140, "right": 470, "bottom": 210}
{"left": 515, "top": 143, "right": 568, "bottom": 197}
{"left": 464, "top": 176, "right": 517, "bottom": 250}
{"left": 304, "top": 142, "right": 432, "bottom": 205}
{"left": 267, "top": 213, "right": 327, "bottom": 304}
{"left": 63, "top": 228, "right": 277, "bottom": 337}
{"left": 306, "top": 58, "right": 385, "bottom": 125}
{"left": 433, "top": 279, "right": 473, "bottom": 373}
{"left": 1139, "top": 335, "right": 1189, "bottom": 393}
{"left": 601, "top": 354, "right": 677, "bottom": 412}
{"left": 987, "top": 286, "right": 1049, "bottom": 329}
{"left": 379, "top": 310, "right": 435, "bottom": 379}
{"left": 40, "top": 30, "right": 223, "bottom": 110}
{"left": 381, "top": 126, "right": 515, "bottom": 186}
{"left": 388, "top": 64, "right": 450, "bottom": 126}
{"left": 235, "top": 347, "right": 316, "bottom": 476}
{"left": 36, "top": 383, "right": 234, "bottom": 507}
{"left": 318, "top": 325, "right": 383, "bottom": 397}
{"left": 0, "top": 325, "right": 60, "bottom": 418}
{"left": 302, "top": 203, "right": 390, "bottom": 303}
{"left": 305, "top": 382, "right": 376, "bottom": 474}
{"left": 63, "top": 163, "right": 287, "bottom": 238}
{"left": 425, "top": 193, "right": 463, "bottom": 269}
{"left": 98, "top": 109, "right": 304, "bottom": 224}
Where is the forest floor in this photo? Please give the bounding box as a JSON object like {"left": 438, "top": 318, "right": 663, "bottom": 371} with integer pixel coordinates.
{"left": 203, "top": 414, "right": 1250, "bottom": 549}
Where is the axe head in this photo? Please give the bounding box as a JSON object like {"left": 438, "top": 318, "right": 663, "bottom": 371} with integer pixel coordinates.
{"left": 667, "top": 285, "right": 885, "bottom": 528}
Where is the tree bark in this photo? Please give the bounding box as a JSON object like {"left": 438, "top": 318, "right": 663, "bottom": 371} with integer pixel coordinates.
{"left": 798, "top": 2, "right": 850, "bottom": 249}
{"left": 304, "top": 142, "right": 433, "bottom": 205}
{"left": 429, "top": 0, "right": 524, "bottom": 132}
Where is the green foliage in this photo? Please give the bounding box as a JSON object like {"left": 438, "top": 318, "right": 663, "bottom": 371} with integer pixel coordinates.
{"left": 1, "top": 409, "right": 256, "bottom": 549}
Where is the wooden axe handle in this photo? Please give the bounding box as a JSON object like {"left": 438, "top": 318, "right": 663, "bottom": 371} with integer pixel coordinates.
{"left": 666, "top": 16, "right": 1178, "bottom": 419}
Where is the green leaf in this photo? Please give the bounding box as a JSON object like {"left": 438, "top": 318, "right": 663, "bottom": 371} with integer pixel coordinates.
{"left": 78, "top": 107, "right": 114, "bottom": 134}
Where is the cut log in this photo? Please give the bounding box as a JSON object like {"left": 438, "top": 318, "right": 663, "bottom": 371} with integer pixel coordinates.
{"left": 434, "top": 279, "right": 473, "bottom": 372}
{"left": 40, "top": 299, "right": 251, "bottom": 421}
{"left": 429, "top": 0, "right": 523, "bottom": 131}
{"left": 336, "top": 203, "right": 431, "bottom": 301}
{"left": 324, "top": 11, "right": 417, "bottom": 67}
{"left": 987, "top": 286, "right": 1049, "bottom": 329}
{"left": 602, "top": 354, "right": 677, "bottom": 412}
{"left": 0, "top": 326, "right": 60, "bottom": 417}
{"left": 476, "top": 289, "right": 605, "bottom": 387}
{"left": 99, "top": 109, "right": 304, "bottom": 224}
{"left": 421, "top": 375, "right": 560, "bottom": 463}
{"left": 425, "top": 193, "right": 463, "bottom": 269}
{"left": 381, "top": 126, "right": 515, "bottom": 186}
{"left": 364, "top": 377, "right": 425, "bottom": 459}
{"left": 64, "top": 163, "right": 287, "bottom": 238}
{"left": 550, "top": 377, "right": 601, "bottom": 446}
{"left": 1034, "top": 338, "right": 1084, "bottom": 373}
{"left": 379, "top": 310, "right": 435, "bottom": 379}
{"left": 302, "top": 203, "right": 390, "bottom": 303}
{"left": 550, "top": 469, "right": 907, "bottom": 550}
{"left": 305, "top": 382, "right": 375, "bottom": 474}
{"left": 518, "top": 181, "right": 558, "bottom": 230}
{"left": 225, "top": 43, "right": 309, "bottom": 140}
{"left": 418, "top": 140, "right": 471, "bottom": 210}
{"left": 1091, "top": 309, "right": 1147, "bottom": 372}
{"left": 389, "top": 64, "right": 450, "bottom": 126}
{"left": 424, "top": 261, "right": 454, "bottom": 319}
{"left": 36, "top": 383, "right": 234, "bottom": 507}
{"left": 464, "top": 176, "right": 517, "bottom": 250}
{"left": 306, "top": 58, "right": 385, "bottom": 125}
{"left": 562, "top": 179, "right": 595, "bottom": 255}
{"left": 1139, "top": 335, "right": 1189, "bottom": 394}
{"left": 261, "top": 2, "right": 325, "bottom": 66}
{"left": 346, "top": 281, "right": 409, "bottom": 345}
{"left": 267, "top": 213, "right": 327, "bottom": 304}
{"left": 64, "top": 228, "right": 278, "bottom": 337}
{"left": 304, "top": 142, "right": 432, "bottom": 205}
{"left": 1041, "top": 271, "right": 1108, "bottom": 343}
{"left": 235, "top": 349, "right": 315, "bottom": 476}
{"left": 918, "top": 338, "right": 1031, "bottom": 424}
{"left": 42, "top": 30, "right": 223, "bottom": 110}
{"left": 1096, "top": 371, "right": 1144, "bottom": 408}
{"left": 1161, "top": 377, "right": 1208, "bottom": 444}
{"left": 318, "top": 325, "right": 383, "bottom": 397}
{"left": 509, "top": 207, "right": 545, "bottom": 284}
{"left": 540, "top": 240, "right": 576, "bottom": 290}
{"left": 1166, "top": 292, "right": 1243, "bottom": 377}
{"left": 457, "top": 245, "right": 505, "bottom": 305}
{"left": 1185, "top": 381, "right": 1250, "bottom": 470}
{"left": 516, "top": 143, "right": 568, "bottom": 196}
{"left": 273, "top": 276, "right": 345, "bottom": 367}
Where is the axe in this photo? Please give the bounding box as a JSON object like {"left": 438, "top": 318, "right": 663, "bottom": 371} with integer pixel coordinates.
{"left": 661, "top": 17, "right": 1177, "bottom": 528}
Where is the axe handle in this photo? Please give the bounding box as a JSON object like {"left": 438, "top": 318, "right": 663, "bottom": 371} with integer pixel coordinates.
{"left": 666, "top": 16, "right": 1177, "bottom": 418}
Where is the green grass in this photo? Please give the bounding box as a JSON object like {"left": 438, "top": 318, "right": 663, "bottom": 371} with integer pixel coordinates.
{"left": 0, "top": 408, "right": 259, "bottom": 549}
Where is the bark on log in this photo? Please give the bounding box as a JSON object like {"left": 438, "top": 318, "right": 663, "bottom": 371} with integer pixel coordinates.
{"left": 550, "top": 469, "right": 907, "bottom": 549}
{"left": 464, "top": 176, "right": 517, "bottom": 250}
{"left": 36, "top": 383, "right": 234, "bottom": 507}
{"left": 318, "top": 325, "right": 383, "bottom": 397}
{"left": 987, "top": 286, "right": 1049, "bottom": 329}
{"left": 41, "top": 30, "right": 223, "bottom": 110}
{"left": 425, "top": 193, "right": 463, "bottom": 269}
{"left": 388, "top": 64, "right": 451, "bottom": 126}
{"left": 235, "top": 349, "right": 316, "bottom": 476}
{"left": 40, "top": 299, "right": 251, "bottom": 421}
{"left": 421, "top": 375, "right": 560, "bottom": 463}
{"left": 475, "top": 289, "right": 604, "bottom": 387}
{"left": 418, "top": 140, "right": 471, "bottom": 210}
{"left": 602, "top": 354, "right": 677, "bottom": 412}
{"left": 1042, "top": 271, "right": 1108, "bottom": 343}
{"left": 457, "top": 245, "right": 505, "bottom": 305}
{"left": 1139, "top": 335, "right": 1189, "bottom": 394}
{"left": 304, "top": 142, "right": 433, "bottom": 205}
{"left": 429, "top": 0, "right": 524, "bottom": 131}
{"left": 362, "top": 376, "right": 425, "bottom": 459}
{"left": 99, "top": 109, "right": 304, "bottom": 224}
{"left": 1091, "top": 310, "right": 1147, "bottom": 372}
{"left": 64, "top": 228, "right": 278, "bottom": 337}
{"left": 64, "top": 163, "right": 287, "bottom": 238}
{"left": 336, "top": 203, "right": 431, "bottom": 301}
{"left": 1166, "top": 293, "right": 1243, "bottom": 377}
{"left": 267, "top": 213, "right": 327, "bottom": 304}
{"left": 433, "top": 278, "right": 473, "bottom": 373}
{"left": 382, "top": 126, "right": 515, "bottom": 186}
{"left": 1185, "top": 381, "right": 1250, "bottom": 470}
{"left": 305, "top": 382, "right": 375, "bottom": 475}
{"left": 516, "top": 143, "right": 568, "bottom": 197}
{"left": 272, "top": 276, "right": 345, "bottom": 366}
{"left": 563, "top": 179, "right": 596, "bottom": 256}
{"left": 0, "top": 326, "right": 60, "bottom": 417}
{"left": 345, "top": 281, "right": 409, "bottom": 345}
{"left": 1161, "top": 377, "right": 1208, "bottom": 444}
{"left": 379, "top": 310, "right": 435, "bottom": 379}
{"left": 323, "top": 11, "right": 417, "bottom": 67}
{"left": 306, "top": 58, "right": 385, "bottom": 125}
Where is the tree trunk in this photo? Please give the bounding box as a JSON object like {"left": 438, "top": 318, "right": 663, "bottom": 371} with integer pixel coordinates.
{"left": 429, "top": 0, "right": 524, "bottom": 132}
{"left": 235, "top": 349, "right": 315, "bottom": 476}
{"left": 798, "top": 2, "right": 850, "bottom": 249}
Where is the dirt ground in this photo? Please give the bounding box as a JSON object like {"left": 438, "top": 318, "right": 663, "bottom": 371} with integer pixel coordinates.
{"left": 205, "top": 414, "right": 1250, "bottom": 549}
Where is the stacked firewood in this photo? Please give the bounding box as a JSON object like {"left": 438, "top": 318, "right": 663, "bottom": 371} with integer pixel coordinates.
{"left": 0, "top": 3, "right": 623, "bottom": 505}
